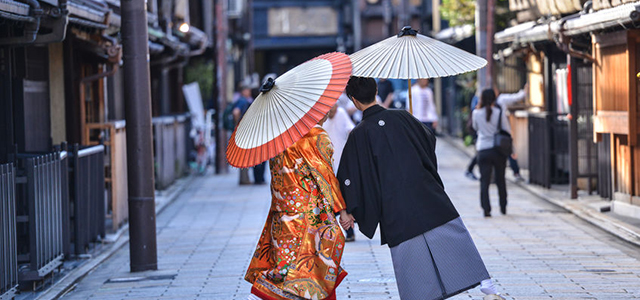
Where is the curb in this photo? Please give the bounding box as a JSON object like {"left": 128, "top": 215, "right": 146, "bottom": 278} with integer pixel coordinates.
{"left": 441, "top": 136, "right": 640, "bottom": 248}
{"left": 35, "top": 176, "right": 195, "bottom": 300}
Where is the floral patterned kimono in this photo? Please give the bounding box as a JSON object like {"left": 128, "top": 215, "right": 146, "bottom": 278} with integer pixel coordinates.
{"left": 246, "top": 126, "right": 348, "bottom": 300}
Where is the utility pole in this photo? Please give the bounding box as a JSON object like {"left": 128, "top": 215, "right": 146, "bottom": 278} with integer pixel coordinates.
{"left": 399, "top": 0, "right": 409, "bottom": 30}
{"left": 121, "top": 0, "right": 158, "bottom": 272}
{"left": 486, "top": 0, "right": 494, "bottom": 88}
{"left": 475, "top": 0, "right": 488, "bottom": 91}
{"left": 433, "top": 0, "right": 442, "bottom": 128}
{"left": 214, "top": 0, "right": 228, "bottom": 174}
{"left": 382, "top": 0, "right": 392, "bottom": 37}
{"left": 353, "top": 0, "right": 362, "bottom": 51}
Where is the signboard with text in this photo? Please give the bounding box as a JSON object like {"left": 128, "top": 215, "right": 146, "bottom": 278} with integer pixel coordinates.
{"left": 267, "top": 7, "right": 338, "bottom": 37}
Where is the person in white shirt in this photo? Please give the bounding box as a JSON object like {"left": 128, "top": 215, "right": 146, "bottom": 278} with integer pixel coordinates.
{"left": 466, "top": 84, "right": 527, "bottom": 182}
{"left": 323, "top": 104, "right": 355, "bottom": 172}
{"left": 472, "top": 89, "right": 512, "bottom": 217}
{"left": 323, "top": 103, "right": 357, "bottom": 242}
{"left": 410, "top": 79, "right": 438, "bottom": 132}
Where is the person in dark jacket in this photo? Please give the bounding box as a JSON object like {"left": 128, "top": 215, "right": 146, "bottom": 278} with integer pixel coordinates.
{"left": 337, "top": 76, "right": 504, "bottom": 300}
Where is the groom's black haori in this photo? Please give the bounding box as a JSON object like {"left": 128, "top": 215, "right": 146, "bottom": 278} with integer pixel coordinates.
{"left": 337, "top": 76, "right": 491, "bottom": 300}
{"left": 337, "top": 104, "right": 459, "bottom": 247}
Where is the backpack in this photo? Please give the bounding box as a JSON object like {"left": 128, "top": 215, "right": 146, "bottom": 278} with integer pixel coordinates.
{"left": 222, "top": 102, "right": 236, "bottom": 131}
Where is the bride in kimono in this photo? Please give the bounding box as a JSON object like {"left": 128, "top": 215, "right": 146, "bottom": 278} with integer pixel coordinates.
{"left": 245, "top": 115, "right": 352, "bottom": 300}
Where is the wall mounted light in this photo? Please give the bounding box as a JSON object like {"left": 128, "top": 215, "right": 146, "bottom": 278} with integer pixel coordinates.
{"left": 179, "top": 22, "right": 190, "bottom": 33}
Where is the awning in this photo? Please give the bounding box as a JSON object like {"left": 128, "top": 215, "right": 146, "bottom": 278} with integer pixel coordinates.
{"left": 68, "top": 0, "right": 107, "bottom": 24}
{"left": 148, "top": 41, "right": 165, "bottom": 54}
{"left": 494, "top": 3, "right": 640, "bottom": 45}
{"left": 0, "top": 0, "right": 29, "bottom": 16}
{"left": 435, "top": 24, "right": 475, "bottom": 44}
{"left": 562, "top": 3, "right": 640, "bottom": 36}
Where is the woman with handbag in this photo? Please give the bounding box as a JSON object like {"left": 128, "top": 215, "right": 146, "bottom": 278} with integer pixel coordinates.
{"left": 472, "top": 89, "right": 512, "bottom": 217}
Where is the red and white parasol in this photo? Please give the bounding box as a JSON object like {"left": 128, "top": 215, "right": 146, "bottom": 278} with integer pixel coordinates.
{"left": 226, "top": 52, "right": 352, "bottom": 168}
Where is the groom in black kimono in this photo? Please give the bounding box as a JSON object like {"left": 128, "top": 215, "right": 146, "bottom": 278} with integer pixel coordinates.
{"left": 337, "top": 76, "right": 504, "bottom": 300}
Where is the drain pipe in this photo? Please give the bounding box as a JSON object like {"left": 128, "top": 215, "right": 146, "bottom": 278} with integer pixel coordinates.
{"left": 189, "top": 37, "right": 207, "bottom": 56}
{"left": 555, "top": 21, "right": 595, "bottom": 63}
{"left": 0, "top": 0, "right": 43, "bottom": 45}
{"left": 34, "top": 0, "right": 69, "bottom": 44}
{"left": 149, "top": 45, "right": 181, "bottom": 66}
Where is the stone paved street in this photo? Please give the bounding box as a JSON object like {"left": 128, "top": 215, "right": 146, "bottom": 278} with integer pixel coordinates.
{"left": 61, "top": 140, "right": 640, "bottom": 300}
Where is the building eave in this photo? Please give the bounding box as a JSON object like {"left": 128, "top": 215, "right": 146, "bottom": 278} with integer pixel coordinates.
{"left": 495, "top": 3, "right": 640, "bottom": 45}
{"left": 0, "top": 0, "right": 29, "bottom": 16}
{"left": 435, "top": 24, "right": 475, "bottom": 44}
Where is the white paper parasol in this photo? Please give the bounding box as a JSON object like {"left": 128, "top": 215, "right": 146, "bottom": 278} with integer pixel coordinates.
{"left": 226, "top": 52, "right": 352, "bottom": 168}
{"left": 349, "top": 26, "right": 487, "bottom": 113}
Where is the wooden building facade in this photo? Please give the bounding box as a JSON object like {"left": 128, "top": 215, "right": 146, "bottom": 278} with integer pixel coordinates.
{"left": 592, "top": 30, "right": 640, "bottom": 215}
{"left": 494, "top": 0, "right": 640, "bottom": 217}
{"left": 0, "top": 0, "right": 208, "bottom": 294}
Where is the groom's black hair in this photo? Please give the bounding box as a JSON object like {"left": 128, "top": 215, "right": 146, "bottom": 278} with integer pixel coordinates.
{"left": 345, "top": 76, "right": 377, "bottom": 105}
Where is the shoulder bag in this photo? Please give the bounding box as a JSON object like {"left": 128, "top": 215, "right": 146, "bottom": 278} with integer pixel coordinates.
{"left": 493, "top": 107, "right": 512, "bottom": 157}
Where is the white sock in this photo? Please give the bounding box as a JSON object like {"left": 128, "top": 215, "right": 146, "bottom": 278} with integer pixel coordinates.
{"left": 247, "top": 294, "right": 262, "bottom": 300}
{"left": 480, "top": 279, "right": 499, "bottom": 295}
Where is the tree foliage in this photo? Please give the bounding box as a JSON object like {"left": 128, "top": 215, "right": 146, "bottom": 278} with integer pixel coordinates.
{"left": 440, "top": 0, "right": 476, "bottom": 27}
{"left": 184, "top": 58, "right": 215, "bottom": 101}
{"left": 440, "top": 0, "right": 514, "bottom": 31}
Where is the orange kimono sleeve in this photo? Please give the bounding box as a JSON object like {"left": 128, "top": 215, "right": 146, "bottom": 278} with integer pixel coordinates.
{"left": 308, "top": 129, "right": 347, "bottom": 214}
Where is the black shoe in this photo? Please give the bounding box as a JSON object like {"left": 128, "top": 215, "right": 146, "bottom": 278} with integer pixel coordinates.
{"left": 345, "top": 228, "right": 355, "bottom": 242}
{"left": 465, "top": 171, "right": 478, "bottom": 180}
{"left": 500, "top": 207, "right": 507, "bottom": 215}
{"left": 484, "top": 211, "right": 491, "bottom": 218}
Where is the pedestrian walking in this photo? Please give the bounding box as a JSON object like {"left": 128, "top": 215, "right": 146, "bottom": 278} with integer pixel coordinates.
{"left": 377, "top": 78, "right": 395, "bottom": 108}
{"left": 472, "top": 89, "right": 511, "bottom": 217}
{"left": 232, "top": 85, "right": 253, "bottom": 185}
{"left": 323, "top": 104, "right": 356, "bottom": 242}
{"left": 245, "top": 116, "right": 349, "bottom": 300}
{"left": 466, "top": 85, "right": 527, "bottom": 182}
{"left": 233, "top": 84, "right": 267, "bottom": 185}
{"left": 410, "top": 79, "right": 438, "bottom": 132}
{"left": 337, "top": 77, "right": 504, "bottom": 300}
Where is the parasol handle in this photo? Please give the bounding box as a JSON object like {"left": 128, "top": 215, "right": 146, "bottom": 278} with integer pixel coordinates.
{"left": 408, "top": 80, "right": 413, "bottom": 115}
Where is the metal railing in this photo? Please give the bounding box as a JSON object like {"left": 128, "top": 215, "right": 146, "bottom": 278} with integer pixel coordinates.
{"left": 68, "top": 144, "right": 106, "bottom": 255}
{"left": 528, "top": 112, "right": 570, "bottom": 188}
{"left": 153, "top": 114, "right": 190, "bottom": 190}
{"left": 175, "top": 114, "right": 190, "bottom": 177}
{"left": 15, "top": 151, "right": 66, "bottom": 281}
{"left": 153, "top": 116, "right": 177, "bottom": 190}
{"left": 1, "top": 163, "right": 18, "bottom": 299}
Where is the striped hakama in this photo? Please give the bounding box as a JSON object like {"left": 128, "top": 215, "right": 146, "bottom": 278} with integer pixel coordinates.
{"left": 390, "top": 217, "right": 490, "bottom": 300}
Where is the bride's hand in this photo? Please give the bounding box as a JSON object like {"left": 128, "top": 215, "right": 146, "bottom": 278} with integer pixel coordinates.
{"left": 339, "top": 210, "right": 354, "bottom": 230}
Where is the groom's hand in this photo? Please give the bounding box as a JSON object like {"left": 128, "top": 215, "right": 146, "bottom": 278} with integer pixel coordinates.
{"left": 339, "top": 210, "right": 355, "bottom": 230}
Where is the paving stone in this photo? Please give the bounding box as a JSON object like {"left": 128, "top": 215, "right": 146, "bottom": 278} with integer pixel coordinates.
{"left": 60, "top": 141, "right": 640, "bottom": 299}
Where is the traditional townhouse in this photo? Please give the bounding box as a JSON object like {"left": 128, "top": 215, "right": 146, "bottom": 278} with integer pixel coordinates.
{"left": 0, "top": 0, "right": 208, "bottom": 295}
{"left": 494, "top": 0, "right": 640, "bottom": 219}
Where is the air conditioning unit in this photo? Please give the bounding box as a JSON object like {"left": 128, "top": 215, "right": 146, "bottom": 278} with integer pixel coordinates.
{"left": 228, "top": 0, "right": 243, "bottom": 18}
